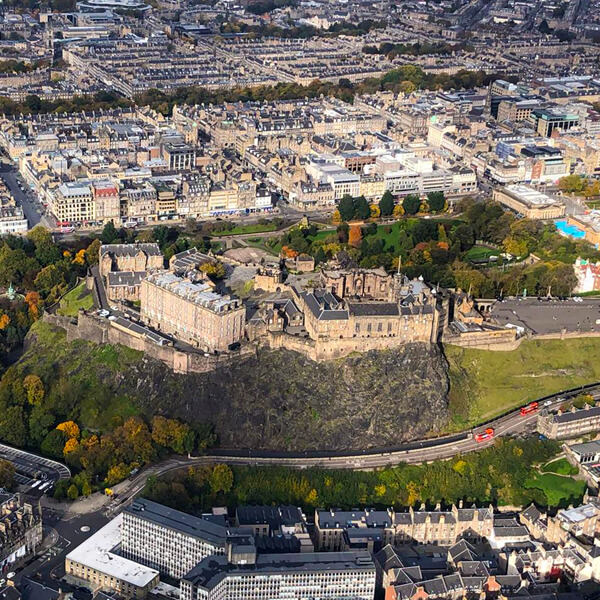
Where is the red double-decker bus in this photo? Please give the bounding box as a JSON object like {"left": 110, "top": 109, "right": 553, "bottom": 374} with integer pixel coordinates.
{"left": 474, "top": 428, "right": 494, "bottom": 442}
{"left": 520, "top": 401, "right": 539, "bottom": 416}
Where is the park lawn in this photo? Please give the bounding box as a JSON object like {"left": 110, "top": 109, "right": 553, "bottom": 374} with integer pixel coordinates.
{"left": 445, "top": 338, "right": 600, "bottom": 428}
{"left": 541, "top": 458, "right": 579, "bottom": 476}
{"left": 212, "top": 223, "right": 278, "bottom": 237}
{"left": 524, "top": 473, "right": 585, "bottom": 506}
{"left": 57, "top": 282, "right": 93, "bottom": 317}
{"left": 465, "top": 245, "right": 498, "bottom": 262}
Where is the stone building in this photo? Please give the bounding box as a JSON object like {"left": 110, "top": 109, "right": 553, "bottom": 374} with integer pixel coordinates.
{"left": 99, "top": 243, "right": 164, "bottom": 302}
{"left": 314, "top": 505, "right": 494, "bottom": 552}
{"left": 0, "top": 493, "right": 43, "bottom": 568}
{"left": 537, "top": 404, "right": 600, "bottom": 439}
{"left": 140, "top": 271, "right": 245, "bottom": 352}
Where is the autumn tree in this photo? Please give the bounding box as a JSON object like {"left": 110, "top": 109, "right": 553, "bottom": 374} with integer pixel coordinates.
{"left": 85, "top": 239, "right": 101, "bottom": 265}
{"left": 25, "top": 291, "right": 42, "bottom": 320}
{"left": 23, "top": 374, "right": 44, "bottom": 405}
{"left": 56, "top": 421, "right": 80, "bottom": 440}
{"left": 349, "top": 225, "right": 363, "bottom": 248}
{"left": 200, "top": 260, "right": 226, "bottom": 280}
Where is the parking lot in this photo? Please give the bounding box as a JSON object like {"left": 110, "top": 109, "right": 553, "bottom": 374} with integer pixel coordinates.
{"left": 0, "top": 444, "right": 71, "bottom": 495}
{"left": 490, "top": 297, "right": 600, "bottom": 334}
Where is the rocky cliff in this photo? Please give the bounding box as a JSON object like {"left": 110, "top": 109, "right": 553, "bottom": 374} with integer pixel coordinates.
{"left": 22, "top": 322, "right": 451, "bottom": 452}
{"left": 121, "top": 343, "right": 450, "bottom": 451}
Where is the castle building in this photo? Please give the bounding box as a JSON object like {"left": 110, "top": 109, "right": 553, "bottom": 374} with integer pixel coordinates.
{"left": 99, "top": 243, "right": 164, "bottom": 302}
{"left": 140, "top": 272, "right": 245, "bottom": 352}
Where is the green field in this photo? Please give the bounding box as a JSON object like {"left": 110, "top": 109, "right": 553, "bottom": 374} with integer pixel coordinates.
{"left": 445, "top": 338, "right": 600, "bottom": 428}
{"left": 541, "top": 458, "right": 579, "bottom": 476}
{"left": 524, "top": 473, "right": 585, "bottom": 506}
{"left": 57, "top": 282, "right": 94, "bottom": 317}
{"left": 465, "top": 245, "right": 498, "bottom": 262}
{"left": 212, "top": 223, "right": 278, "bottom": 237}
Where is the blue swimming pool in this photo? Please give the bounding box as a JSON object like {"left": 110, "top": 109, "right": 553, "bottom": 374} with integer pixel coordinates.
{"left": 554, "top": 219, "right": 586, "bottom": 239}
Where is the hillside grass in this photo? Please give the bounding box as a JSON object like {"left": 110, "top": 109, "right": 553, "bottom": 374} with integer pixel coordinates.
{"left": 541, "top": 458, "right": 579, "bottom": 476}
{"left": 524, "top": 473, "right": 585, "bottom": 506}
{"left": 444, "top": 338, "right": 600, "bottom": 429}
{"left": 57, "top": 282, "right": 93, "bottom": 317}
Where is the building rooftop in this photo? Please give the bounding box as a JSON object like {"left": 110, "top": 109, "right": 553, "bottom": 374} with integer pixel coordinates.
{"left": 125, "top": 497, "right": 229, "bottom": 546}
{"left": 65, "top": 514, "right": 159, "bottom": 588}
{"left": 183, "top": 551, "right": 375, "bottom": 591}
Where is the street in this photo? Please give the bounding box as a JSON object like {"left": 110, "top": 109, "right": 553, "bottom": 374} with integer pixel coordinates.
{"left": 0, "top": 158, "right": 53, "bottom": 229}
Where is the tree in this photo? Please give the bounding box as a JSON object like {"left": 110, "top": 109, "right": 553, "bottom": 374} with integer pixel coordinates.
{"left": 200, "top": 260, "right": 226, "bottom": 280}
{"left": 349, "top": 225, "right": 363, "bottom": 248}
{"left": 584, "top": 179, "right": 600, "bottom": 199}
{"left": 85, "top": 239, "right": 101, "bottom": 265}
{"left": 67, "top": 484, "right": 79, "bottom": 500}
{"left": 338, "top": 195, "right": 356, "bottom": 222}
{"left": 41, "top": 429, "right": 66, "bottom": 459}
{"left": 209, "top": 464, "right": 233, "bottom": 494}
{"left": 452, "top": 223, "right": 475, "bottom": 251}
{"left": 392, "top": 204, "right": 405, "bottom": 218}
{"left": 23, "top": 374, "right": 44, "bottom": 405}
{"left": 369, "top": 204, "right": 380, "bottom": 219}
{"left": 427, "top": 191, "right": 445, "bottom": 212}
{"left": 100, "top": 221, "right": 118, "bottom": 244}
{"left": 0, "top": 406, "right": 27, "bottom": 447}
{"left": 355, "top": 196, "right": 371, "bottom": 220}
{"left": 558, "top": 174, "right": 586, "bottom": 194}
{"left": 24, "top": 291, "right": 42, "bottom": 320}
{"left": 56, "top": 420, "right": 80, "bottom": 440}
{"left": 379, "top": 191, "right": 395, "bottom": 216}
{"left": 106, "top": 462, "right": 130, "bottom": 486}
{"left": 402, "top": 194, "right": 421, "bottom": 215}
{"left": 63, "top": 438, "right": 79, "bottom": 456}
{"left": 0, "top": 459, "right": 14, "bottom": 489}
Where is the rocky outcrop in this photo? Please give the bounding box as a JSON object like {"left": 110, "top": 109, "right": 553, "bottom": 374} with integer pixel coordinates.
{"left": 120, "top": 343, "right": 450, "bottom": 452}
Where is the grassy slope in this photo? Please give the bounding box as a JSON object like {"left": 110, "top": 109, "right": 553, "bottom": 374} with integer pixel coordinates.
{"left": 524, "top": 473, "right": 585, "bottom": 506}
{"left": 445, "top": 338, "right": 600, "bottom": 429}
{"left": 57, "top": 282, "right": 94, "bottom": 317}
{"left": 22, "top": 320, "right": 143, "bottom": 430}
{"left": 541, "top": 458, "right": 579, "bottom": 476}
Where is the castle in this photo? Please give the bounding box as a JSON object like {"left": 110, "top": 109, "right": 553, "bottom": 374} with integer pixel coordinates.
{"left": 249, "top": 267, "right": 447, "bottom": 361}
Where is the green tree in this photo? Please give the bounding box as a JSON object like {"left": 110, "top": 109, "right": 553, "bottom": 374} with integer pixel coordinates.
{"left": 41, "top": 429, "right": 66, "bottom": 459}
{"left": 209, "top": 464, "right": 234, "bottom": 494}
{"left": 85, "top": 239, "right": 101, "bottom": 265}
{"left": 0, "top": 406, "right": 27, "bottom": 446}
{"left": 338, "top": 195, "right": 356, "bottom": 222}
{"left": 67, "top": 483, "right": 79, "bottom": 500}
{"left": 100, "top": 221, "right": 118, "bottom": 244}
{"left": 402, "top": 194, "right": 421, "bottom": 215}
{"left": 354, "top": 196, "right": 371, "bottom": 220}
{"left": 0, "top": 459, "right": 15, "bottom": 489}
{"left": 427, "top": 191, "right": 445, "bottom": 212}
{"left": 379, "top": 191, "right": 395, "bottom": 216}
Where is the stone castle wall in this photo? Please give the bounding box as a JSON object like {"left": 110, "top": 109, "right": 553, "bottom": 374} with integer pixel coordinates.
{"left": 43, "top": 312, "right": 255, "bottom": 374}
